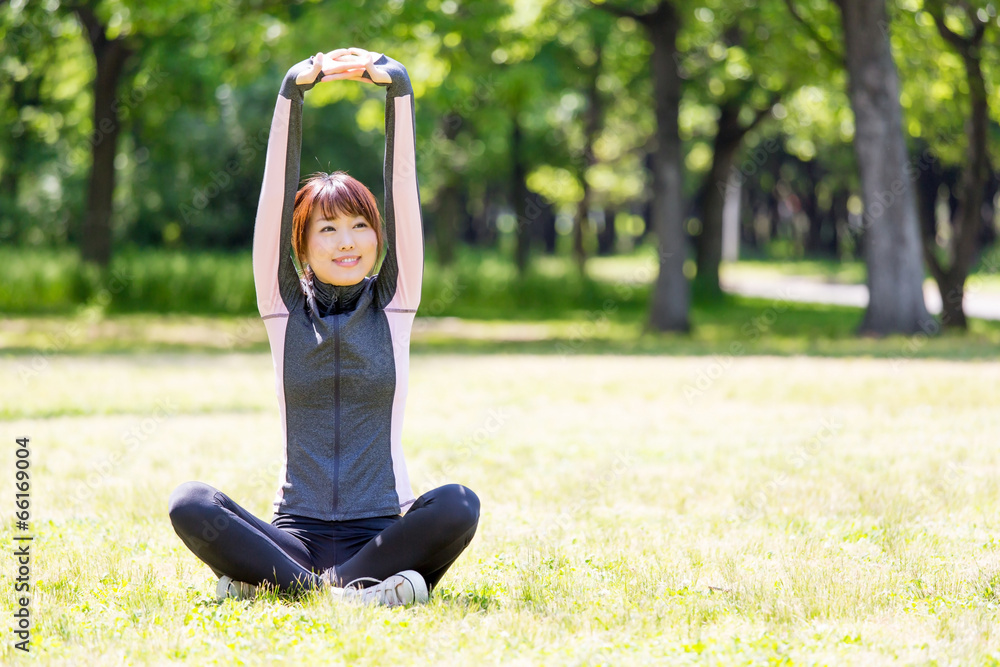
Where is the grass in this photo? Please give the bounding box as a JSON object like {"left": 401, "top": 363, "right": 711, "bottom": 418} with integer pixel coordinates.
{"left": 1, "top": 350, "right": 999, "bottom": 664}
{"left": 3, "top": 292, "right": 1000, "bottom": 360}
{"left": 6, "top": 243, "right": 1000, "bottom": 318}
{"left": 3, "top": 243, "right": 1000, "bottom": 663}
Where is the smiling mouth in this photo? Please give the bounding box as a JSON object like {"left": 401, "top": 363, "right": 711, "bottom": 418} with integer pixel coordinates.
{"left": 334, "top": 257, "right": 360, "bottom": 267}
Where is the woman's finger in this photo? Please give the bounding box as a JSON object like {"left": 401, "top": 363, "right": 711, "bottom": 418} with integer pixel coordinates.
{"left": 295, "top": 51, "right": 324, "bottom": 85}
{"left": 320, "top": 70, "right": 365, "bottom": 82}
{"left": 324, "top": 52, "right": 363, "bottom": 67}
{"left": 321, "top": 67, "right": 367, "bottom": 81}
{"left": 363, "top": 59, "right": 392, "bottom": 84}
{"left": 322, "top": 58, "right": 367, "bottom": 75}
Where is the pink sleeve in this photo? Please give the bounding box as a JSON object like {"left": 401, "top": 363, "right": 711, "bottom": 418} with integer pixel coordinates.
{"left": 252, "top": 95, "right": 294, "bottom": 317}
{"left": 252, "top": 58, "right": 321, "bottom": 317}
{"left": 370, "top": 55, "right": 424, "bottom": 312}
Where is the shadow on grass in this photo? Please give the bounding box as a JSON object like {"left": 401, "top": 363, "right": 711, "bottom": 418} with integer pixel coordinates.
{"left": 411, "top": 296, "right": 1000, "bottom": 360}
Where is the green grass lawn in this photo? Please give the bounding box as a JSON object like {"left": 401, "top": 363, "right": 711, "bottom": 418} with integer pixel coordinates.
{"left": 2, "top": 346, "right": 999, "bottom": 664}
{"left": 6, "top": 244, "right": 1000, "bottom": 318}
{"left": 3, "top": 291, "right": 1000, "bottom": 360}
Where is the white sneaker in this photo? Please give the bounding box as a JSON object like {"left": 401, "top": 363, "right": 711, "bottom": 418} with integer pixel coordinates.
{"left": 216, "top": 576, "right": 257, "bottom": 601}
{"left": 331, "top": 570, "right": 428, "bottom": 607}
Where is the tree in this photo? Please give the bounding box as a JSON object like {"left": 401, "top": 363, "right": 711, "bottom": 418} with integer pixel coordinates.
{"left": 56, "top": 0, "right": 297, "bottom": 265}
{"left": 0, "top": 4, "right": 82, "bottom": 246}
{"left": 370, "top": 0, "right": 511, "bottom": 266}
{"left": 597, "top": 0, "right": 690, "bottom": 332}
{"left": 831, "top": 0, "right": 931, "bottom": 334}
{"left": 67, "top": 1, "right": 138, "bottom": 266}
{"left": 522, "top": 2, "right": 650, "bottom": 270}
{"left": 680, "top": 0, "right": 807, "bottom": 297}
{"left": 917, "top": 0, "right": 995, "bottom": 329}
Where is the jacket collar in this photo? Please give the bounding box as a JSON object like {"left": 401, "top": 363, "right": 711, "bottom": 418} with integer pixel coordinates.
{"left": 311, "top": 274, "right": 368, "bottom": 317}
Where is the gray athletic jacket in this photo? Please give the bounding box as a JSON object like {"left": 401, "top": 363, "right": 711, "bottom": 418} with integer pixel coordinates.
{"left": 252, "top": 53, "right": 423, "bottom": 521}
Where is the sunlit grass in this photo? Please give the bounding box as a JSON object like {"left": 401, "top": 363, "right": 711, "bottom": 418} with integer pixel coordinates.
{"left": 1, "top": 351, "right": 999, "bottom": 663}
{"left": 3, "top": 293, "right": 999, "bottom": 359}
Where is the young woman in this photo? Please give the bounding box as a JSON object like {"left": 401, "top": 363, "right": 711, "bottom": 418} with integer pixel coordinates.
{"left": 168, "top": 48, "right": 480, "bottom": 607}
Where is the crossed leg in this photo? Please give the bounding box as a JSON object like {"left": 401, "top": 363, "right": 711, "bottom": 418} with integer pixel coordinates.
{"left": 168, "top": 481, "right": 480, "bottom": 594}
{"left": 168, "top": 481, "right": 323, "bottom": 592}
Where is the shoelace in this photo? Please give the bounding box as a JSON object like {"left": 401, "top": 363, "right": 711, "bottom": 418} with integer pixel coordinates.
{"left": 342, "top": 576, "right": 402, "bottom": 605}
{"left": 343, "top": 576, "right": 383, "bottom": 589}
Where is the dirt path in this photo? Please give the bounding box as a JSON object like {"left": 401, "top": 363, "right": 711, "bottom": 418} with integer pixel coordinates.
{"left": 722, "top": 276, "right": 1000, "bottom": 321}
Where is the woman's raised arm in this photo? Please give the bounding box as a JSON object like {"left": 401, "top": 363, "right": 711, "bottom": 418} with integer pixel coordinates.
{"left": 367, "top": 54, "right": 423, "bottom": 312}
{"left": 251, "top": 53, "right": 326, "bottom": 318}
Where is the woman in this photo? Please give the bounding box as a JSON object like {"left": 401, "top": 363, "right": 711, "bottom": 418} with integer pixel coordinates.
{"left": 168, "top": 48, "right": 480, "bottom": 607}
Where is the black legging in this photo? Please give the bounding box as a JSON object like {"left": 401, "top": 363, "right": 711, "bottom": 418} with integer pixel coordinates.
{"left": 168, "top": 482, "right": 480, "bottom": 593}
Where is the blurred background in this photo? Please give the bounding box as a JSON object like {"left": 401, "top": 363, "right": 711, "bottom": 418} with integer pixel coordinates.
{"left": 1, "top": 0, "right": 998, "bottom": 352}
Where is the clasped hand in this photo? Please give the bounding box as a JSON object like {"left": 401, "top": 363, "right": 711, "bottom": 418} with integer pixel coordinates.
{"left": 295, "top": 48, "right": 392, "bottom": 86}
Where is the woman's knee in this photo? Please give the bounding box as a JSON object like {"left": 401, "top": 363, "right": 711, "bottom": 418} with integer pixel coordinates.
{"left": 167, "top": 481, "right": 220, "bottom": 532}
{"left": 436, "top": 483, "right": 480, "bottom": 533}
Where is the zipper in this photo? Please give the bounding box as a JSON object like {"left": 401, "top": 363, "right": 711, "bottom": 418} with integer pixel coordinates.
{"left": 332, "top": 311, "right": 341, "bottom": 515}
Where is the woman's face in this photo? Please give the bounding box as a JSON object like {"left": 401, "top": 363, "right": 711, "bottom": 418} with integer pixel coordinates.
{"left": 304, "top": 207, "right": 378, "bottom": 286}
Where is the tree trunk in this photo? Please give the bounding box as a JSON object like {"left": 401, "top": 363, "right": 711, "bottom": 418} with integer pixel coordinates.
{"left": 433, "top": 113, "right": 463, "bottom": 266}
{"left": 512, "top": 118, "right": 531, "bottom": 275}
{"left": 803, "top": 160, "right": 825, "bottom": 255}
{"left": 830, "top": 189, "right": 849, "bottom": 258}
{"left": 75, "top": 6, "right": 134, "bottom": 267}
{"left": 1, "top": 77, "right": 31, "bottom": 241}
{"left": 721, "top": 172, "right": 741, "bottom": 262}
{"left": 937, "top": 272, "right": 967, "bottom": 329}
{"left": 434, "top": 183, "right": 460, "bottom": 266}
{"left": 835, "top": 0, "right": 930, "bottom": 335}
{"left": 981, "top": 173, "right": 999, "bottom": 249}
{"left": 922, "top": 3, "right": 992, "bottom": 330}
{"left": 573, "top": 197, "right": 589, "bottom": 274}
{"left": 465, "top": 183, "right": 495, "bottom": 248}
{"left": 643, "top": 2, "right": 690, "bottom": 332}
{"left": 695, "top": 101, "right": 743, "bottom": 298}
{"left": 597, "top": 207, "right": 616, "bottom": 255}
{"left": 539, "top": 199, "right": 557, "bottom": 254}
{"left": 573, "top": 43, "right": 604, "bottom": 275}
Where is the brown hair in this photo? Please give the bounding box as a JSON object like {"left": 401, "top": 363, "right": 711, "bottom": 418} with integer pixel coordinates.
{"left": 292, "top": 171, "right": 384, "bottom": 275}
